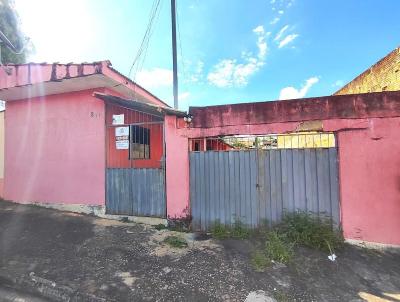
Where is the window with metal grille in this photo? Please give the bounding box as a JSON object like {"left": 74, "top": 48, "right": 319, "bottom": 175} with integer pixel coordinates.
{"left": 130, "top": 125, "right": 150, "bottom": 159}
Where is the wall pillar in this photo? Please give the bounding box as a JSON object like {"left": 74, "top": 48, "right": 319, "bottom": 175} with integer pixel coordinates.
{"left": 164, "top": 115, "right": 190, "bottom": 219}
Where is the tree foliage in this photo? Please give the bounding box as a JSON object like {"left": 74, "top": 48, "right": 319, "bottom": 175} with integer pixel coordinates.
{"left": 0, "top": 0, "right": 27, "bottom": 64}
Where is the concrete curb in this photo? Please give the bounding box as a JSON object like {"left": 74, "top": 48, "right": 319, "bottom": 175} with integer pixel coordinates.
{"left": 33, "top": 202, "right": 167, "bottom": 226}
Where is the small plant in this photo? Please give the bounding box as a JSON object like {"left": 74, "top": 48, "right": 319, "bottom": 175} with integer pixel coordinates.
{"left": 154, "top": 223, "right": 167, "bottom": 230}
{"left": 251, "top": 250, "right": 270, "bottom": 271}
{"left": 167, "top": 207, "right": 192, "bottom": 232}
{"left": 120, "top": 217, "right": 129, "bottom": 223}
{"left": 210, "top": 221, "right": 230, "bottom": 239}
{"left": 163, "top": 235, "right": 188, "bottom": 248}
{"left": 251, "top": 231, "right": 293, "bottom": 271}
{"left": 278, "top": 212, "right": 344, "bottom": 252}
{"left": 264, "top": 231, "right": 294, "bottom": 264}
{"left": 273, "top": 290, "right": 290, "bottom": 302}
{"left": 231, "top": 219, "right": 250, "bottom": 239}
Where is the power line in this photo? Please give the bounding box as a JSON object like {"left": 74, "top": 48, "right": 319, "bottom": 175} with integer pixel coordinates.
{"left": 128, "top": 0, "right": 161, "bottom": 79}
{"left": 135, "top": 0, "right": 163, "bottom": 80}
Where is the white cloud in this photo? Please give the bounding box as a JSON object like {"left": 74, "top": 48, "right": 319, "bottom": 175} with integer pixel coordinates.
{"left": 279, "top": 77, "right": 319, "bottom": 100}
{"left": 179, "top": 92, "right": 190, "bottom": 100}
{"left": 207, "top": 59, "right": 236, "bottom": 88}
{"left": 270, "top": 17, "right": 280, "bottom": 25}
{"left": 253, "top": 26, "right": 268, "bottom": 59}
{"left": 135, "top": 68, "right": 172, "bottom": 88}
{"left": 207, "top": 26, "right": 268, "bottom": 88}
{"left": 185, "top": 60, "right": 205, "bottom": 83}
{"left": 332, "top": 80, "right": 344, "bottom": 87}
{"left": 270, "top": 0, "right": 276, "bottom": 4}
{"left": 274, "top": 25, "right": 289, "bottom": 41}
{"left": 278, "top": 34, "right": 299, "bottom": 48}
{"left": 278, "top": 10, "right": 284, "bottom": 14}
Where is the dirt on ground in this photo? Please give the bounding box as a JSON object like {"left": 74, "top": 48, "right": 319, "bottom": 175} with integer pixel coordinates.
{"left": 0, "top": 201, "right": 399, "bottom": 302}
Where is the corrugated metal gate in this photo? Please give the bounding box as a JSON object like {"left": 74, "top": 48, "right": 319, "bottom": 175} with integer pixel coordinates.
{"left": 105, "top": 103, "right": 166, "bottom": 218}
{"left": 190, "top": 134, "right": 340, "bottom": 230}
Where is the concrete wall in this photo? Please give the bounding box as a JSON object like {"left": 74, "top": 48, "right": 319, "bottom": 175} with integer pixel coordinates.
{"left": 0, "top": 111, "right": 4, "bottom": 197}
{"left": 335, "top": 47, "right": 400, "bottom": 95}
{"left": 166, "top": 91, "right": 400, "bottom": 245}
{"left": 164, "top": 115, "right": 190, "bottom": 218}
{"left": 337, "top": 117, "right": 400, "bottom": 245}
{"left": 4, "top": 89, "right": 106, "bottom": 205}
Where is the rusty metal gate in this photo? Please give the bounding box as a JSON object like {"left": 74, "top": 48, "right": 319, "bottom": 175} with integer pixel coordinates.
{"left": 105, "top": 103, "right": 166, "bottom": 218}
{"left": 189, "top": 133, "right": 340, "bottom": 230}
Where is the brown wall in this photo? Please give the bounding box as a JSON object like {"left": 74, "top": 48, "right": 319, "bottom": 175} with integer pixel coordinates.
{"left": 335, "top": 47, "right": 400, "bottom": 95}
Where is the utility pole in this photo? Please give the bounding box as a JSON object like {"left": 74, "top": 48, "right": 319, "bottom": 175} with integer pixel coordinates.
{"left": 171, "top": 0, "right": 178, "bottom": 109}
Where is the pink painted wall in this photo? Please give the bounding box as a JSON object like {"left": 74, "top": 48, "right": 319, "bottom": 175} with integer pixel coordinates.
{"left": 165, "top": 92, "right": 400, "bottom": 245}
{"left": 164, "top": 115, "right": 190, "bottom": 218}
{"left": 337, "top": 117, "right": 400, "bottom": 245}
{"left": 4, "top": 89, "right": 106, "bottom": 205}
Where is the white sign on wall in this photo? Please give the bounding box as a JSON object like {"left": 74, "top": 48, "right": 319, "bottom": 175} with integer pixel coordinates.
{"left": 112, "top": 114, "right": 124, "bottom": 125}
{"left": 115, "top": 126, "right": 129, "bottom": 137}
{"left": 116, "top": 140, "right": 129, "bottom": 150}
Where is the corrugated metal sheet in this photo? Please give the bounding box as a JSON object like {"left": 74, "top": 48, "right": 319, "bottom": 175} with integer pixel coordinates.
{"left": 106, "top": 168, "right": 166, "bottom": 217}
{"left": 190, "top": 149, "right": 339, "bottom": 230}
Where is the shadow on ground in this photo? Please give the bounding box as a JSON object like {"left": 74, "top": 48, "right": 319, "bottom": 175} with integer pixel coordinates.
{"left": 0, "top": 201, "right": 399, "bottom": 302}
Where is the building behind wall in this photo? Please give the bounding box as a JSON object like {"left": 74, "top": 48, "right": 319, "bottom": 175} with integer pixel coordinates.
{"left": 334, "top": 46, "right": 400, "bottom": 95}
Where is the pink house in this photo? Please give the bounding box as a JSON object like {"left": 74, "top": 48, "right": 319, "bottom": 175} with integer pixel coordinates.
{"left": 1, "top": 61, "right": 399, "bottom": 247}
{"left": 0, "top": 61, "right": 189, "bottom": 220}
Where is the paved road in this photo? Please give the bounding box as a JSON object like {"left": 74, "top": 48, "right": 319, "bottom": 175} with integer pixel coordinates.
{"left": 0, "top": 201, "right": 399, "bottom": 301}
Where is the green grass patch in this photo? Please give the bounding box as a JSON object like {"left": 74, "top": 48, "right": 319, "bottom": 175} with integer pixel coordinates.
{"left": 210, "top": 221, "right": 230, "bottom": 239}
{"left": 119, "top": 217, "right": 130, "bottom": 223}
{"left": 210, "top": 219, "right": 251, "bottom": 239}
{"left": 278, "top": 212, "right": 343, "bottom": 252}
{"left": 154, "top": 223, "right": 167, "bottom": 230}
{"left": 251, "top": 250, "right": 271, "bottom": 271}
{"left": 250, "top": 212, "right": 343, "bottom": 271}
{"left": 251, "top": 230, "right": 294, "bottom": 271}
{"left": 231, "top": 220, "right": 251, "bottom": 239}
{"left": 273, "top": 290, "right": 290, "bottom": 302}
{"left": 163, "top": 235, "right": 188, "bottom": 248}
{"left": 264, "top": 231, "right": 294, "bottom": 264}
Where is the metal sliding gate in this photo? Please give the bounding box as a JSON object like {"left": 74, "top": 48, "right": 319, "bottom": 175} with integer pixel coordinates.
{"left": 105, "top": 104, "right": 166, "bottom": 218}
{"left": 190, "top": 134, "right": 340, "bottom": 230}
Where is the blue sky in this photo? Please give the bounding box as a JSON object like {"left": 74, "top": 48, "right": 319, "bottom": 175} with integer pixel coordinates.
{"left": 16, "top": 0, "right": 400, "bottom": 110}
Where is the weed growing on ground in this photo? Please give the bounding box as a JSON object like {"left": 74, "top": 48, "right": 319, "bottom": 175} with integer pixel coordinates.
{"left": 163, "top": 235, "right": 188, "bottom": 248}
{"left": 250, "top": 212, "right": 343, "bottom": 271}
{"left": 251, "top": 250, "right": 270, "bottom": 271}
{"left": 154, "top": 224, "right": 167, "bottom": 230}
{"left": 264, "top": 231, "right": 294, "bottom": 264}
{"left": 210, "top": 221, "right": 230, "bottom": 239}
{"left": 278, "top": 212, "right": 344, "bottom": 252}
{"left": 210, "top": 219, "right": 251, "bottom": 239}
{"left": 119, "top": 217, "right": 130, "bottom": 223}
{"left": 231, "top": 219, "right": 251, "bottom": 239}
{"left": 209, "top": 213, "right": 343, "bottom": 271}
{"left": 273, "top": 290, "right": 290, "bottom": 302}
{"left": 251, "top": 231, "right": 294, "bottom": 271}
